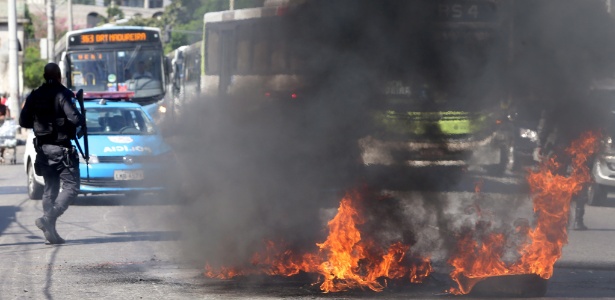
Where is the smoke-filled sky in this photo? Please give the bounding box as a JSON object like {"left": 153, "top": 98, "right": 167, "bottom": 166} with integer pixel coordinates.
{"left": 167, "top": 0, "right": 615, "bottom": 267}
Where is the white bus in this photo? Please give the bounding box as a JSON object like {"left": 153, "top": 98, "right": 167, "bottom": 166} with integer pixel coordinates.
{"left": 55, "top": 26, "right": 170, "bottom": 112}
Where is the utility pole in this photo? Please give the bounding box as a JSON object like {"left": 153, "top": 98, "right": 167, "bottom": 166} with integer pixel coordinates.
{"left": 230, "top": 0, "right": 234, "bottom": 10}
{"left": 46, "top": 0, "right": 55, "bottom": 62}
{"left": 8, "top": 0, "right": 21, "bottom": 116}
{"left": 68, "top": 0, "right": 73, "bottom": 31}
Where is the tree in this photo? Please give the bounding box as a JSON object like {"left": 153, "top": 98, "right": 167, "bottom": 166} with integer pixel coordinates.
{"left": 106, "top": 5, "right": 125, "bottom": 22}
{"left": 24, "top": 5, "right": 35, "bottom": 39}
{"left": 23, "top": 46, "right": 47, "bottom": 89}
{"left": 30, "top": 13, "right": 75, "bottom": 40}
{"left": 124, "top": 0, "right": 264, "bottom": 52}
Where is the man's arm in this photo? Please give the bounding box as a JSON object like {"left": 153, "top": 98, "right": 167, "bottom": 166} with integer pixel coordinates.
{"left": 19, "top": 93, "right": 34, "bottom": 128}
{"left": 59, "top": 92, "right": 84, "bottom": 127}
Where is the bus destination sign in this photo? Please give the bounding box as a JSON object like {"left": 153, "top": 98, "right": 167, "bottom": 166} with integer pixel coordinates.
{"left": 69, "top": 30, "right": 158, "bottom": 46}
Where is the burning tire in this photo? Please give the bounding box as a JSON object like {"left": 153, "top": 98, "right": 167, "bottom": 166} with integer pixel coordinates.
{"left": 469, "top": 274, "right": 548, "bottom": 298}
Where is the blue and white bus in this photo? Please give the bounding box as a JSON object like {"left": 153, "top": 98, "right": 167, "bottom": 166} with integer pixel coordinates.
{"left": 54, "top": 26, "right": 169, "bottom": 117}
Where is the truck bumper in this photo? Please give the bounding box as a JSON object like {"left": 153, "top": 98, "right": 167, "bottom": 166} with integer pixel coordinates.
{"left": 592, "top": 157, "right": 615, "bottom": 187}
{"left": 359, "top": 133, "right": 503, "bottom": 167}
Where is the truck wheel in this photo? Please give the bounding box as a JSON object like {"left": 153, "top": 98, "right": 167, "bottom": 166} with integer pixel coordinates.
{"left": 488, "top": 146, "right": 511, "bottom": 176}
{"left": 587, "top": 183, "right": 607, "bottom": 206}
{"left": 28, "top": 162, "right": 44, "bottom": 200}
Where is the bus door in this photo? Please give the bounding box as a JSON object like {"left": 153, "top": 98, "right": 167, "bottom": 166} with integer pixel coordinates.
{"left": 59, "top": 52, "right": 70, "bottom": 87}
{"left": 218, "top": 29, "right": 235, "bottom": 96}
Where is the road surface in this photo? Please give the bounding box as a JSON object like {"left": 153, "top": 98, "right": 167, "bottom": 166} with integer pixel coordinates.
{"left": 2, "top": 146, "right": 615, "bottom": 299}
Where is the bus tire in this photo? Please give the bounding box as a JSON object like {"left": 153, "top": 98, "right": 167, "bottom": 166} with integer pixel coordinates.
{"left": 28, "top": 162, "right": 44, "bottom": 200}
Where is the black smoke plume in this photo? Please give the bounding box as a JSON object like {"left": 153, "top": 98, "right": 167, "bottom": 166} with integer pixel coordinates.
{"left": 168, "top": 0, "right": 615, "bottom": 268}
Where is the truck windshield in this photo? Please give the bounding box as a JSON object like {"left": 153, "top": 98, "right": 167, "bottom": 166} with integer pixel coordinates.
{"left": 69, "top": 49, "right": 164, "bottom": 100}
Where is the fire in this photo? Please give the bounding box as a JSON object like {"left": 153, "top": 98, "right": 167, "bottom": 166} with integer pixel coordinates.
{"left": 448, "top": 131, "right": 600, "bottom": 294}
{"left": 205, "top": 191, "right": 432, "bottom": 293}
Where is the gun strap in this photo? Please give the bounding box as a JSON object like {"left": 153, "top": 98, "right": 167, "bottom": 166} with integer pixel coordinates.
{"left": 73, "top": 137, "right": 86, "bottom": 160}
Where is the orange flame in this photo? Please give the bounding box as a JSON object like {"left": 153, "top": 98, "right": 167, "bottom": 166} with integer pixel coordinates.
{"left": 448, "top": 131, "right": 600, "bottom": 294}
{"left": 205, "top": 191, "right": 432, "bottom": 293}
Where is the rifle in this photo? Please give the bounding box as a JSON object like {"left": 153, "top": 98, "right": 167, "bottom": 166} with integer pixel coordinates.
{"left": 74, "top": 89, "right": 90, "bottom": 181}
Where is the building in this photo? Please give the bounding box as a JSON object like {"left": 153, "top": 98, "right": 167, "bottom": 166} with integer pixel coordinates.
{"left": 0, "top": 0, "right": 27, "bottom": 96}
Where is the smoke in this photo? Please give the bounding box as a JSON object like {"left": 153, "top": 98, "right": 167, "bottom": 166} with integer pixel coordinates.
{"left": 166, "top": 0, "right": 615, "bottom": 269}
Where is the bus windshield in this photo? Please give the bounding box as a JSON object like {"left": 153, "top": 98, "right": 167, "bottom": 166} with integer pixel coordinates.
{"left": 69, "top": 49, "right": 164, "bottom": 100}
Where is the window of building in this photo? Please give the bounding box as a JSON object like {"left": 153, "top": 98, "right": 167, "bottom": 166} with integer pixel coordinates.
{"left": 120, "top": 0, "right": 144, "bottom": 7}
{"left": 149, "top": 0, "right": 163, "bottom": 8}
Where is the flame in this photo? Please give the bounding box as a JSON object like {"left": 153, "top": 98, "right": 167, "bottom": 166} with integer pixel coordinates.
{"left": 448, "top": 131, "right": 600, "bottom": 294}
{"left": 205, "top": 240, "right": 319, "bottom": 279}
{"left": 205, "top": 191, "right": 432, "bottom": 293}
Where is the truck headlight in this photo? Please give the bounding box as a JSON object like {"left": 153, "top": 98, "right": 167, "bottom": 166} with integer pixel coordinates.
{"left": 519, "top": 128, "right": 538, "bottom": 142}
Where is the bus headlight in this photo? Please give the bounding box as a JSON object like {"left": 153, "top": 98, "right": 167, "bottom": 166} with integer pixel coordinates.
{"left": 79, "top": 154, "right": 99, "bottom": 164}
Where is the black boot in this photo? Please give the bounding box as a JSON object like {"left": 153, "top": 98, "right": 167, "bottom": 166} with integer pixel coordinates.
{"left": 49, "top": 216, "right": 65, "bottom": 244}
{"left": 573, "top": 202, "right": 588, "bottom": 231}
{"left": 35, "top": 216, "right": 61, "bottom": 244}
{"left": 573, "top": 220, "right": 588, "bottom": 231}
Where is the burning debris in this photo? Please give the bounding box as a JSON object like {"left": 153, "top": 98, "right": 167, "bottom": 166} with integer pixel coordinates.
{"left": 448, "top": 132, "right": 600, "bottom": 295}
{"left": 205, "top": 190, "right": 433, "bottom": 293}
{"left": 203, "top": 132, "right": 598, "bottom": 295}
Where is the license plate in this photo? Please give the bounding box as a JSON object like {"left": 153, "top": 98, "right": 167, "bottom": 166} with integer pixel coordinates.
{"left": 113, "top": 170, "right": 144, "bottom": 181}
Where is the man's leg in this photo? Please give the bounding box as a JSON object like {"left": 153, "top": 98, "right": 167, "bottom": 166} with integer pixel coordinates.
{"left": 51, "top": 154, "right": 80, "bottom": 242}
{"left": 574, "top": 186, "right": 588, "bottom": 231}
{"left": 36, "top": 164, "right": 61, "bottom": 243}
{"left": 54, "top": 165, "right": 79, "bottom": 217}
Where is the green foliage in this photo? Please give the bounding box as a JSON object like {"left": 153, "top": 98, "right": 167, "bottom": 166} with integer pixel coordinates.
{"left": 164, "top": 20, "right": 202, "bottom": 53}
{"left": 123, "top": 14, "right": 164, "bottom": 27}
{"left": 23, "top": 5, "right": 35, "bottom": 39}
{"left": 122, "top": 0, "right": 264, "bottom": 52}
{"left": 23, "top": 46, "right": 47, "bottom": 89}
{"left": 107, "top": 5, "right": 125, "bottom": 22}
{"left": 134, "top": 0, "right": 264, "bottom": 52}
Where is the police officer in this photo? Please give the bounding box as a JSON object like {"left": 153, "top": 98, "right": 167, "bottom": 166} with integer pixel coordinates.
{"left": 19, "top": 63, "right": 84, "bottom": 244}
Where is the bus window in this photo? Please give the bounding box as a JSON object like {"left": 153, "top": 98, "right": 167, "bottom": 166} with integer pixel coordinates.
{"left": 70, "top": 52, "right": 115, "bottom": 91}
{"left": 252, "top": 40, "right": 269, "bottom": 73}
{"left": 206, "top": 28, "right": 220, "bottom": 74}
{"left": 236, "top": 25, "right": 252, "bottom": 74}
{"left": 271, "top": 41, "right": 287, "bottom": 73}
{"left": 69, "top": 49, "right": 163, "bottom": 97}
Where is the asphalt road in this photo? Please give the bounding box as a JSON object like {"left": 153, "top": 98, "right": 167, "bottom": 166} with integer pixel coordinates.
{"left": 2, "top": 146, "right": 615, "bottom": 299}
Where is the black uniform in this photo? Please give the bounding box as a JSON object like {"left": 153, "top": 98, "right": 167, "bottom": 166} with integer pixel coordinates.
{"left": 20, "top": 80, "right": 84, "bottom": 243}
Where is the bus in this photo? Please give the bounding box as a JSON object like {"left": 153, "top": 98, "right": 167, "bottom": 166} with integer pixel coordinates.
{"left": 201, "top": 4, "right": 303, "bottom": 98}
{"left": 166, "top": 41, "right": 202, "bottom": 120}
{"left": 200, "top": 1, "right": 517, "bottom": 177}
{"left": 54, "top": 26, "right": 169, "bottom": 116}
